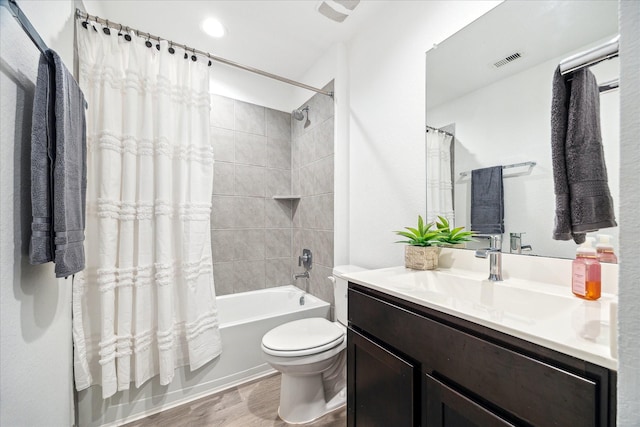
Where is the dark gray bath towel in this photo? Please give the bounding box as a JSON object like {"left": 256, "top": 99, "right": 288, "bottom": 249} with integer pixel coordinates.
{"left": 471, "top": 166, "right": 504, "bottom": 235}
{"left": 29, "top": 53, "right": 55, "bottom": 264}
{"left": 30, "top": 50, "right": 87, "bottom": 278}
{"left": 550, "top": 66, "right": 616, "bottom": 244}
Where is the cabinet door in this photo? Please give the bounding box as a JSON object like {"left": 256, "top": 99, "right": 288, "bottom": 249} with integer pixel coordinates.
{"left": 347, "top": 328, "right": 417, "bottom": 427}
{"left": 425, "top": 375, "right": 516, "bottom": 427}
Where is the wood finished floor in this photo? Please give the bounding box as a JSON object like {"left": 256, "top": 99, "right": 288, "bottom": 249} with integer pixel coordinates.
{"left": 123, "top": 373, "right": 346, "bottom": 427}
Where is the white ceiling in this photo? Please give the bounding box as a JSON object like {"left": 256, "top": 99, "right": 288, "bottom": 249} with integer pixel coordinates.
{"left": 426, "top": 0, "right": 619, "bottom": 109}
{"left": 84, "top": 0, "right": 388, "bottom": 81}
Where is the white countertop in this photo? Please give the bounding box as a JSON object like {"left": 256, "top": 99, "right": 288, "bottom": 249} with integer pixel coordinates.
{"left": 344, "top": 265, "right": 618, "bottom": 370}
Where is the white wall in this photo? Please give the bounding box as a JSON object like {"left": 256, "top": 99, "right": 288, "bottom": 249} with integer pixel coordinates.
{"left": 345, "top": 1, "right": 501, "bottom": 268}
{"left": 618, "top": 1, "right": 640, "bottom": 425}
{"left": 0, "top": 1, "right": 78, "bottom": 425}
{"left": 209, "top": 65, "right": 295, "bottom": 113}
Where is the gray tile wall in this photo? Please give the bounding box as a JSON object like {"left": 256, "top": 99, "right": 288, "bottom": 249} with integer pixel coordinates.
{"left": 210, "top": 95, "right": 293, "bottom": 295}
{"left": 292, "top": 81, "right": 336, "bottom": 306}
{"left": 210, "top": 83, "right": 335, "bottom": 308}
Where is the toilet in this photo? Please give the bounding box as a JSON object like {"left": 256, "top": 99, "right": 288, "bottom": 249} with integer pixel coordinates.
{"left": 261, "top": 265, "right": 364, "bottom": 424}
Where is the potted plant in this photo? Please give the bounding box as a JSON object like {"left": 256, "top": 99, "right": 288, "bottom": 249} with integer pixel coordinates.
{"left": 395, "top": 215, "right": 443, "bottom": 270}
{"left": 434, "top": 216, "right": 475, "bottom": 248}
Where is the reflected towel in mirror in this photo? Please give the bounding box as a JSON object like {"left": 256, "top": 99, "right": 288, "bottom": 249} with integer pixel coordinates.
{"left": 550, "top": 66, "right": 616, "bottom": 244}
{"left": 471, "top": 166, "right": 504, "bottom": 234}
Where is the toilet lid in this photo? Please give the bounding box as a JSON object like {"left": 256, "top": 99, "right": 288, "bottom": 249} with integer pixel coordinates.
{"left": 262, "top": 318, "right": 344, "bottom": 355}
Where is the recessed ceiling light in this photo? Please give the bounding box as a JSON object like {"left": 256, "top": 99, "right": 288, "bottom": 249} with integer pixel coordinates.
{"left": 202, "top": 17, "right": 226, "bottom": 38}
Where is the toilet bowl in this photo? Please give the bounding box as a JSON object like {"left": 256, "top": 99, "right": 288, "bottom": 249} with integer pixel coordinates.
{"left": 261, "top": 265, "right": 365, "bottom": 424}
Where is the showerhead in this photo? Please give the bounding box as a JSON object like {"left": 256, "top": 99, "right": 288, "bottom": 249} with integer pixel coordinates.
{"left": 292, "top": 106, "right": 311, "bottom": 128}
{"left": 292, "top": 109, "right": 305, "bottom": 121}
{"left": 292, "top": 106, "right": 309, "bottom": 121}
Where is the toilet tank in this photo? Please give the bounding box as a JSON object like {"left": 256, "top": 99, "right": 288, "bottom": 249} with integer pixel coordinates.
{"left": 332, "top": 265, "right": 366, "bottom": 326}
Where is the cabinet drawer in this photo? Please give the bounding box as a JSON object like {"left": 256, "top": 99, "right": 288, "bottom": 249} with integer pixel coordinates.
{"left": 349, "top": 288, "right": 599, "bottom": 427}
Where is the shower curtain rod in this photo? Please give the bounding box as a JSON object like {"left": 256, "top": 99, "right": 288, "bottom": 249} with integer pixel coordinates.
{"left": 75, "top": 9, "right": 334, "bottom": 98}
{"left": 1, "top": 0, "right": 53, "bottom": 65}
{"left": 426, "top": 125, "right": 454, "bottom": 138}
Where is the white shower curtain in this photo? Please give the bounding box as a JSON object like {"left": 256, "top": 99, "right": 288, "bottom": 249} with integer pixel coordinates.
{"left": 426, "top": 129, "right": 454, "bottom": 225}
{"left": 73, "top": 21, "right": 221, "bottom": 399}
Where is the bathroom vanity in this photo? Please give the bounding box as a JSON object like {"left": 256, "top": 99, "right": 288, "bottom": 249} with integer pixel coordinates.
{"left": 345, "top": 265, "right": 617, "bottom": 427}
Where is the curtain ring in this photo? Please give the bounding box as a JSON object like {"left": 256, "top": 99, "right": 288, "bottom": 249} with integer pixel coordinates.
{"left": 145, "top": 34, "right": 152, "bottom": 48}
{"left": 168, "top": 41, "right": 175, "bottom": 55}
{"left": 191, "top": 48, "right": 197, "bottom": 62}
{"left": 81, "top": 13, "right": 90, "bottom": 29}
{"left": 124, "top": 26, "right": 132, "bottom": 42}
{"left": 103, "top": 19, "right": 111, "bottom": 35}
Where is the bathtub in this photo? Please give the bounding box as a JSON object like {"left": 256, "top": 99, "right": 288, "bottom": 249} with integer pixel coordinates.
{"left": 76, "top": 286, "right": 330, "bottom": 427}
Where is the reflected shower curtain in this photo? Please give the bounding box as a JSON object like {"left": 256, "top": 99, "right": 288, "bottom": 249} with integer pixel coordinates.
{"left": 73, "top": 21, "right": 221, "bottom": 399}
{"left": 426, "top": 129, "right": 454, "bottom": 225}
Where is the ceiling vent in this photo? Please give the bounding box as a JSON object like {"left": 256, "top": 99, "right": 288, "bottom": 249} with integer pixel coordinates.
{"left": 493, "top": 52, "right": 523, "bottom": 68}
{"left": 317, "top": 0, "right": 360, "bottom": 23}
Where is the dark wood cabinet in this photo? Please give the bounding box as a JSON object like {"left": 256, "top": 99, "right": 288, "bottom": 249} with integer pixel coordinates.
{"left": 424, "top": 375, "right": 515, "bottom": 427}
{"left": 347, "top": 328, "right": 417, "bottom": 427}
{"left": 347, "top": 284, "right": 616, "bottom": 427}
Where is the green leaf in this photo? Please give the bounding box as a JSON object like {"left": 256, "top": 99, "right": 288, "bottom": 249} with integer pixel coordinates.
{"left": 449, "top": 226, "right": 465, "bottom": 237}
{"left": 403, "top": 227, "right": 420, "bottom": 238}
{"left": 395, "top": 231, "right": 418, "bottom": 240}
{"left": 436, "top": 215, "right": 449, "bottom": 229}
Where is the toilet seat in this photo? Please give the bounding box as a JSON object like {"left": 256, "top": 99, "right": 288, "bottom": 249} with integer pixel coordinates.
{"left": 262, "top": 318, "right": 345, "bottom": 357}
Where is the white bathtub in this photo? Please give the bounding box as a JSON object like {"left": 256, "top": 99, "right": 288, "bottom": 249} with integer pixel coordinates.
{"left": 218, "top": 285, "right": 324, "bottom": 326}
{"left": 77, "top": 286, "right": 330, "bottom": 427}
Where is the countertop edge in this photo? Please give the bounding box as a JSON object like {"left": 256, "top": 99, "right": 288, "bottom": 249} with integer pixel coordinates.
{"left": 345, "top": 269, "right": 618, "bottom": 371}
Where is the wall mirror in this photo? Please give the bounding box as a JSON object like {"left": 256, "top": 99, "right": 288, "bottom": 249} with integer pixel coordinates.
{"left": 425, "top": 0, "right": 619, "bottom": 259}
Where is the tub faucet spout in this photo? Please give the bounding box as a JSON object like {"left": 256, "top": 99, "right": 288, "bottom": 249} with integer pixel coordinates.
{"left": 293, "top": 271, "right": 309, "bottom": 280}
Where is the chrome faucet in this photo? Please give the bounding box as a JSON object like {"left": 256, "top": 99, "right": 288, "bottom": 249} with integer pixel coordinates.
{"left": 475, "top": 234, "right": 503, "bottom": 282}
{"left": 293, "top": 249, "right": 312, "bottom": 281}
{"left": 293, "top": 271, "right": 310, "bottom": 280}
{"left": 510, "top": 232, "right": 532, "bottom": 254}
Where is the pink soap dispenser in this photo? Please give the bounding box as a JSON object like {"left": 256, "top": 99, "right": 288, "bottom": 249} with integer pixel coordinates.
{"left": 596, "top": 234, "right": 618, "bottom": 264}
{"left": 572, "top": 238, "right": 601, "bottom": 301}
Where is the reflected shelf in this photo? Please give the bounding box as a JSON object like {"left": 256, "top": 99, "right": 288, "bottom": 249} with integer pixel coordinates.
{"left": 272, "top": 195, "right": 301, "bottom": 201}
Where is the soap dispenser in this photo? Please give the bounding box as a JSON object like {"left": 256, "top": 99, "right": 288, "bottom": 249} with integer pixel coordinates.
{"left": 572, "top": 238, "right": 601, "bottom": 301}
{"left": 596, "top": 234, "right": 618, "bottom": 264}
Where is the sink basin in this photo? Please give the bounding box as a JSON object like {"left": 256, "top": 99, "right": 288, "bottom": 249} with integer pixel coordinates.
{"left": 344, "top": 266, "right": 616, "bottom": 370}
{"left": 376, "top": 269, "right": 575, "bottom": 322}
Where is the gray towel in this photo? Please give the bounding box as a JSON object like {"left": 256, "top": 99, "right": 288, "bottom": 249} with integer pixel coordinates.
{"left": 29, "top": 50, "right": 87, "bottom": 278}
{"left": 30, "top": 53, "right": 55, "bottom": 264}
{"left": 550, "top": 66, "right": 616, "bottom": 244}
{"left": 470, "top": 166, "right": 504, "bottom": 235}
